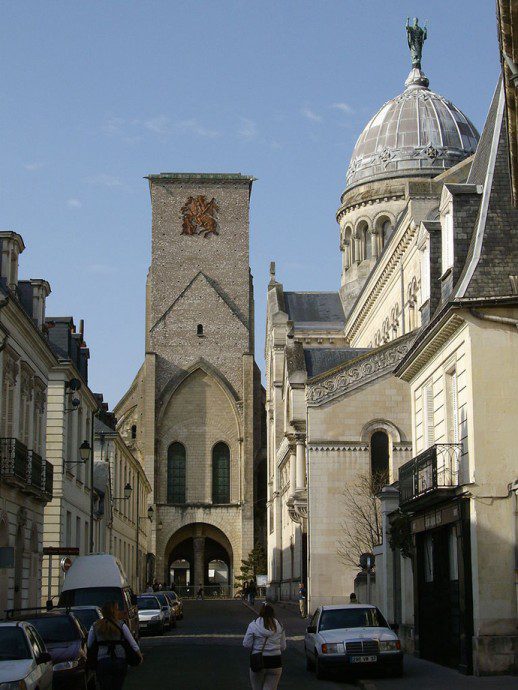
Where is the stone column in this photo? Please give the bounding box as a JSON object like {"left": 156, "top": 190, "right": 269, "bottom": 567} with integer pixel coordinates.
{"left": 193, "top": 536, "right": 205, "bottom": 589}
{"left": 295, "top": 437, "right": 306, "bottom": 491}
{"left": 289, "top": 451, "right": 296, "bottom": 496}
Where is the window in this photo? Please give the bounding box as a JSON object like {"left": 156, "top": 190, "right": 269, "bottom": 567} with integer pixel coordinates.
{"left": 424, "top": 533, "right": 434, "bottom": 582}
{"left": 363, "top": 226, "right": 372, "bottom": 260}
{"left": 370, "top": 431, "right": 389, "bottom": 481}
{"left": 167, "top": 442, "right": 186, "bottom": 504}
{"left": 344, "top": 227, "right": 354, "bottom": 268}
{"left": 197, "top": 324, "right": 204, "bottom": 337}
{"left": 445, "top": 368, "right": 459, "bottom": 444}
{"left": 381, "top": 219, "right": 393, "bottom": 247}
{"left": 423, "top": 382, "right": 435, "bottom": 448}
{"left": 66, "top": 511, "right": 72, "bottom": 547}
{"left": 212, "top": 442, "right": 230, "bottom": 504}
{"left": 449, "top": 526, "right": 459, "bottom": 580}
{"left": 442, "top": 212, "right": 454, "bottom": 272}
{"left": 131, "top": 424, "right": 137, "bottom": 440}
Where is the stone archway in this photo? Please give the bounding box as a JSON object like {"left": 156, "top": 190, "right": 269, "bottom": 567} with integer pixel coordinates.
{"left": 164, "top": 523, "right": 234, "bottom": 596}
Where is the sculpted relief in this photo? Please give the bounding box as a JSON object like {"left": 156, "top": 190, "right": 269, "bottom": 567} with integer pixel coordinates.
{"left": 181, "top": 195, "right": 219, "bottom": 237}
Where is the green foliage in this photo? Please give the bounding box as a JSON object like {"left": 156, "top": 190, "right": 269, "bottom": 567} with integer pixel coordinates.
{"left": 234, "top": 544, "right": 267, "bottom": 586}
{"left": 388, "top": 510, "right": 414, "bottom": 560}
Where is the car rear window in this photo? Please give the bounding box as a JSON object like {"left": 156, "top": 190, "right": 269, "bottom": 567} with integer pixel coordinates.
{"left": 0, "top": 628, "right": 31, "bottom": 660}
{"left": 319, "top": 607, "right": 388, "bottom": 631}
{"left": 154, "top": 594, "right": 168, "bottom": 606}
{"left": 60, "top": 587, "right": 124, "bottom": 610}
{"left": 24, "top": 616, "right": 81, "bottom": 642}
{"left": 137, "top": 597, "right": 160, "bottom": 610}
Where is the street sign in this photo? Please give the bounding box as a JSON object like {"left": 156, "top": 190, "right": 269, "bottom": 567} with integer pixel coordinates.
{"left": 60, "top": 557, "right": 73, "bottom": 573}
{"left": 43, "top": 547, "right": 80, "bottom": 556}
{"left": 359, "top": 552, "right": 375, "bottom": 571}
{"left": 256, "top": 574, "right": 268, "bottom": 587}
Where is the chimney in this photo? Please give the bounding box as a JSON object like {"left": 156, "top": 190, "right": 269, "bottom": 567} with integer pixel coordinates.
{"left": 0, "top": 231, "right": 25, "bottom": 290}
{"left": 30, "top": 279, "right": 51, "bottom": 329}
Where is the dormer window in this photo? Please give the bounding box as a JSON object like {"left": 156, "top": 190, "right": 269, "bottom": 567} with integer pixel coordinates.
{"left": 442, "top": 212, "right": 454, "bottom": 273}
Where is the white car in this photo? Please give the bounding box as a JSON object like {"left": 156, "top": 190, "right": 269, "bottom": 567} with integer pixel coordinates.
{"left": 0, "top": 621, "right": 53, "bottom": 689}
{"left": 305, "top": 604, "right": 403, "bottom": 680}
{"left": 137, "top": 595, "right": 165, "bottom": 635}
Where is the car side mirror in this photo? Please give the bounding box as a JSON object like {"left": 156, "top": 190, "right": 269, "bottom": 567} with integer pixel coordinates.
{"left": 306, "top": 625, "right": 316, "bottom": 634}
{"left": 37, "top": 652, "right": 52, "bottom": 664}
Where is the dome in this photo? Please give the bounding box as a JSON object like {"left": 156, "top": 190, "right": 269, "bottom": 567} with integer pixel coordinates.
{"left": 345, "top": 69, "right": 480, "bottom": 191}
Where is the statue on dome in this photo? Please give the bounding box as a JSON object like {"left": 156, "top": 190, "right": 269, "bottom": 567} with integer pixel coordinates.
{"left": 406, "top": 17, "right": 427, "bottom": 69}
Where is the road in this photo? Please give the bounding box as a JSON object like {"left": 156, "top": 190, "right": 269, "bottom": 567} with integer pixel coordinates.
{"left": 125, "top": 599, "right": 517, "bottom": 689}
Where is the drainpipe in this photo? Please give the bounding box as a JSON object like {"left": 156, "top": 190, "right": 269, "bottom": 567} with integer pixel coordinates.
{"left": 470, "top": 309, "right": 518, "bottom": 330}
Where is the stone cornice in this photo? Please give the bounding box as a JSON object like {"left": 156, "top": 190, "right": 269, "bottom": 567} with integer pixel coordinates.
{"left": 345, "top": 219, "right": 418, "bottom": 342}
{"left": 308, "top": 441, "right": 369, "bottom": 452}
{"left": 307, "top": 333, "right": 415, "bottom": 406}
{"left": 336, "top": 193, "right": 405, "bottom": 223}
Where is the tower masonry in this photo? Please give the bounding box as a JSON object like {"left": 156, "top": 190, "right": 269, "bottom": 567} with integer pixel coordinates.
{"left": 116, "top": 173, "right": 265, "bottom": 590}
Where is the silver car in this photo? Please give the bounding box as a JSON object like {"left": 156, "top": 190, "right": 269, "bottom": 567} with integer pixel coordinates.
{"left": 305, "top": 604, "right": 403, "bottom": 680}
{"left": 137, "top": 595, "right": 165, "bottom": 635}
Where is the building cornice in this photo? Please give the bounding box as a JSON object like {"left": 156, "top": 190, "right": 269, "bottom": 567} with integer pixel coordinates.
{"left": 308, "top": 441, "right": 369, "bottom": 452}
{"left": 307, "top": 332, "right": 415, "bottom": 406}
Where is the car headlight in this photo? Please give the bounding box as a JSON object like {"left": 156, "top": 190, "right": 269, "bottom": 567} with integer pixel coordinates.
{"left": 379, "top": 640, "right": 401, "bottom": 652}
{"left": 321, "top": 643, "right": 344, "bottom": 654}
{"left": 53, "top": 660, "right": 80, "bottom": 671}
{"left": 0, "top": 681, "right": 28, "bottom": 690}
{"left": 151, "top": 614, "right": 161, "bottom": 621}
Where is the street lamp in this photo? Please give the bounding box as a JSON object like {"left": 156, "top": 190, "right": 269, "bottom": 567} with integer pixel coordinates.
{"left": 147, "top": 506, "right": 154, "bottom": 522}
{"left": 79, "top": 440, "right": 91, "bottom": 462}
{"left": 113, "top": 483, "right": 133, "bottom": 502}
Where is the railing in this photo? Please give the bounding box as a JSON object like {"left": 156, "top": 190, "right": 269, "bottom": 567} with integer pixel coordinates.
{"left": 0, "top": 438, "right": 29, "bottom": 484}
{"left": 43, "top": 461, "right": 53, "bottom": 498}
{"left": 399, "top": 443, "right": 462, "bottom": 506}
{"left": 28, "top": 450, "right": 43, "bottom": 488}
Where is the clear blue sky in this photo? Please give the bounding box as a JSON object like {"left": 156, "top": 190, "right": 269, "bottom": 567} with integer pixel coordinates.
{"left": 0, "top": 0, "right": 498, "bottom": 407}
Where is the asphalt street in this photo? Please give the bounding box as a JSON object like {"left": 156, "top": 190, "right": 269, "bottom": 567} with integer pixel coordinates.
{"left": 125, "top": 600, "right": 518, "bottom": 689}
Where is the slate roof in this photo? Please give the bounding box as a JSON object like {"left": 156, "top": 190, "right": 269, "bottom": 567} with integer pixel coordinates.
{"left": 456, "top": 79, "right": 518, "bottom": 299}
{"left": 303, "top": 347, "right": 369, "bottom": 378}
{"left": 284, "top": 292, "right": 345, "bottom": 329}
{"left": 94, "top": 417, "right": 117, "bottom": 435}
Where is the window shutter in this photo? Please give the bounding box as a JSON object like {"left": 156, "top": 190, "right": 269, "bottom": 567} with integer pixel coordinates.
{"left": 424, "top": 384, "right": 435, "bottom": 447}
{"left": 451, "top": 371, "right": 459, "bottom": 444}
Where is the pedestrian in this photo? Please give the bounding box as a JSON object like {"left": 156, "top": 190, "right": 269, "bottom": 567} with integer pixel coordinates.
{"left": 243, "top": 581, "right": 249, "bottom": 601}
{"left": 243, "top": 603, "right": 286, "bottom": 690}
{"left": 87, "top": 601, "right": 142, "bottom": 690}
{"left": 298, "top": 582, "right": 307, "bottom": 618}
{"left": 152, "top": 580, "right": 159, "bottom": 592}
{"left": 349, "top": 592, "right": 358, "bottom": 604}
{"left": 248, "top": 580, "right": 257, "bottom": 607}
{"left": 145, "top": 583, "right": 153, "bottom": 594}
{"left": 196, "top": 584, "right": 204, "bottom": 600}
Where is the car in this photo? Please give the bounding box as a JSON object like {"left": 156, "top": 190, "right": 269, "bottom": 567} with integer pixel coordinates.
{"left": 304, "top": 604, "right": 403, "bottom": 680}
{"left": 68, "top": 606, "right": 103, "bottom": 633}
{"left": 163, "top": 591, "right": 183, "bottom": 620}
{"left": 137, "top": 595, "right": 165, "bottom": 635}
{"left": 152, "top": 592, "right": 176, "bottom": 629}
{"left": 0, "top": 621, "right": 53, "bottom": 690}
{"left": 58, "top": 554, "right": 139, "bottom": 641}
{"left": 12, "top": 610, "right": 95, "bottom": 689}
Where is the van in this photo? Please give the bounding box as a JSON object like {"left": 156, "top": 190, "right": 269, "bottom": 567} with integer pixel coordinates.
{"left": 58, "top": 554, "right": 139, "bottom": 639}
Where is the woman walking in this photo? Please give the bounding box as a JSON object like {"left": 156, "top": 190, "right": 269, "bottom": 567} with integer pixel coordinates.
{"left": 243, "top": 603, "right": 286, "bottom": 690}
{"left": 87, "top": 601, "right": 142, "bottom": 690}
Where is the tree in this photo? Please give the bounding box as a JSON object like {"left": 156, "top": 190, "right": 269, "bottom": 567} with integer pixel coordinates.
{"left": 235, "top": 544, "right": 267, "bottom": 591}
{"left": 337, "top": 472, "right": 387, "bottom": 569}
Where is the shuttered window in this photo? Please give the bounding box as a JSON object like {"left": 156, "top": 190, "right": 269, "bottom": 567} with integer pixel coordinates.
{"left": 423, "top": 382, "right": 435, "bottom": 448}
{"left": 212, "top": 442, "right": 230, "bottom": 504}
{"left": 167, "top": 442, "right": 186, "bottom": 504}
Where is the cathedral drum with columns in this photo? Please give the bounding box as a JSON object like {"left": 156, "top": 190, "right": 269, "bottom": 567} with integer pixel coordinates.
{"left": 115, "top": 173, "right": 265, "bottom": 592}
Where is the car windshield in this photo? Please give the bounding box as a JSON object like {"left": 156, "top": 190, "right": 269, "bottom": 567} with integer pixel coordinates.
{"left": 154, "top": 594, "right": 168, "bottom": 606}
{"left": 72, "top": 609, "right": 99, "bottom": 631}
{"left": 0, "top": 628, "right": 31, "bottom": 660}
{"left": 59, "top": 587, "right": 124, "bottom": 610}
{"left": 24, "top": 616, "right": 81, "bottom": 643}
{"left": 137, "top": 597, "right": 159, "bottom": 611}
{"left": 319, "top": 607, "right": 388, "bottom": 631}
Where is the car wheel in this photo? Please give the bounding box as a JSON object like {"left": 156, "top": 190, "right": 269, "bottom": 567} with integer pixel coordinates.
{"left": 315, "top": 653, "right": 327, "bottom": 680}
{"left": 305, "top": 652, "right": 315, "bottom": 672}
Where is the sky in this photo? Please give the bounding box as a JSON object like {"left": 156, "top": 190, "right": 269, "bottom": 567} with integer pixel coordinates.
{"left": 0, "top": 0, "right": 498, "bottom": 407}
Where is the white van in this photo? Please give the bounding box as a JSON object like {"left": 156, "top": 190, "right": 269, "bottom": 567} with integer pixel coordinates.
{"left": 58, "top": 554, "right": 139, "bottom": 638}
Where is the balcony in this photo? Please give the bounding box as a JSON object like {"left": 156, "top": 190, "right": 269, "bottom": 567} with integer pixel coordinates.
{"left": 0, "top": 438, "right": 29, "bottom": 488}
{"left": 27, "top": 450, "right": 43, "bottom": 492}
{"left": 43, "top": 460, "right": 53, "bottom": 499}
{"left": 399, "top": 443, "right": 462, "bottom": 509}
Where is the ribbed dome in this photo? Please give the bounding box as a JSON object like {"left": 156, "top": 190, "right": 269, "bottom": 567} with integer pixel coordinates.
{"left": 345, "top": 69, "right": 479, "bottom": 190}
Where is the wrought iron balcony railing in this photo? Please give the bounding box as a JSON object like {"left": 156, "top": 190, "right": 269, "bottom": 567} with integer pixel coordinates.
{"left": 399, "top": 443, "right": 462, "bottom": 507}
{"left": 43, "top": 460, "right": 53, "bottom": 498}
{"left": 0, "top": 438, "right": 29, "bottom": 486}
{"left": 28, "top": 450, "right": 43, "bottom": 489}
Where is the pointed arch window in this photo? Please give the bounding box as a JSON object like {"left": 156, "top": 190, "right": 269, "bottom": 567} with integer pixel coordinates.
{"left": 167, "top": 442, "right": 186, "bottom": 504}
{"left": 212, "top": 442, "right": 230, "bottom": 504}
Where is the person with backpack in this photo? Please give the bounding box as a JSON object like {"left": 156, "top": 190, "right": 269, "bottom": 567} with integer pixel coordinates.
{"left": 87, "top": 600, "right": 142, "bottom": 690}
{"left": 243, "top": 603, "right": 286, "bottom": 690}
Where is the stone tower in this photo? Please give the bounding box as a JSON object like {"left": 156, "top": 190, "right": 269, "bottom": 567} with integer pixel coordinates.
{"left": 116, "top": 173, "right": 264, "bottom": 590}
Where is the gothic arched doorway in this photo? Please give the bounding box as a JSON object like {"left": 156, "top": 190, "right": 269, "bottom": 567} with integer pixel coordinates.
{"left": 164, "top": 523, "right": 233, "bottom": 597}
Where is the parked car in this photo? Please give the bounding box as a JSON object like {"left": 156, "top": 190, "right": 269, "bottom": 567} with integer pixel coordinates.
{"left": 12, "top": 610, "right": 95, "bottom": 689}
{"left": 137, "top": 595, "right": 165, "bottom": 635}
{"left": 152, "top": 592, "right": 176, "bottom": 629}
{"left": 58, "top": 553, "right": 139, "bottom": 640}
{"left": 68, "top": 606, "right": 103, "bottom": 633}
{"left": 304, "top": 604, "right": 403, "bottom": 680}
{"left": 163, "top": 591, "right": 183, "bottom": 620}
{"left": 0, "top": 621, "right": 53, "bottom": 690}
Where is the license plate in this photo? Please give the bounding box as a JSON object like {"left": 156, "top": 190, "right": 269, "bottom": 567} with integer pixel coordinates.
{"left": 140, "top": 623, "right": 147, "bottom": 628}
{"left": 350, "top": 655, "right": 377, "bottom": 663}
